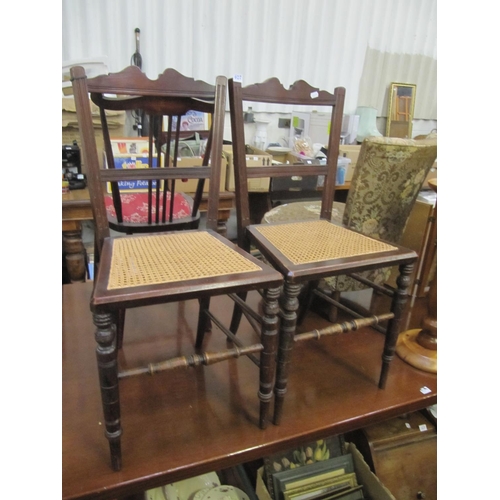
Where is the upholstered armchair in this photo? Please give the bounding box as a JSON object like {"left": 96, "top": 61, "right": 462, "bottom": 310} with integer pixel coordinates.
{"left": 320, "top": 134, "right": 437, "bottom": 316}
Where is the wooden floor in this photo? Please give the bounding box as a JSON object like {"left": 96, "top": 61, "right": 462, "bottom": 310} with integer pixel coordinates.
{"left": 62, "top": 282, "right": 436, "bottom": 500}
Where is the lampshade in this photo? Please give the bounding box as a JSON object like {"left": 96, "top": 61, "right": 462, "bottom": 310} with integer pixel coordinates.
{"left": 355, "top": 106, "right": 382, "bottom": 143}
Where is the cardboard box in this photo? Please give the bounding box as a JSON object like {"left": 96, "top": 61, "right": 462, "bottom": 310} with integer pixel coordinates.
{"left": 256, "top": 443, "right": 395, "bottom": 500}
{"left": 223, "top": 145, "right": 273, "bottom": 192}
{"left": 62, "top": 96, "right": 126, "bottom": 174}
{"left": 166, "top": 156, "right": 227, "bottom": 193}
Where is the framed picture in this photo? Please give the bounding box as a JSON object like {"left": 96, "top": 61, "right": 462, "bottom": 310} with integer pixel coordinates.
{"left": 272, "top": 454, "right": 355, "bottom": 500}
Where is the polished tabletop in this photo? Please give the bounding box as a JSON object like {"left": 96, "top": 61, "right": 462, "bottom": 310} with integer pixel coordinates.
{"left": 62, "top": 282, "right": 437, "bottom": 500}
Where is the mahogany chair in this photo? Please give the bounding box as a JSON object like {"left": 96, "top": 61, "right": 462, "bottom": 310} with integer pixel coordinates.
{"left": 71, "top": 66, "right": 283, "bottom": 471}
{"left": 228, "top": 77, "right": 418, "bottom": 425}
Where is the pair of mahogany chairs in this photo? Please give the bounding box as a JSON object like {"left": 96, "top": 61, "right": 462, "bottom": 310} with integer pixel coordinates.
{"left": 71, "top": 65, "right": 417, "bottom": 470}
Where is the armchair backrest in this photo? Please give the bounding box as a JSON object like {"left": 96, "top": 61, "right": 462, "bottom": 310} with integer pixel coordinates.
{"left": 343, "top": 136, "right": 437, "bottom": 244}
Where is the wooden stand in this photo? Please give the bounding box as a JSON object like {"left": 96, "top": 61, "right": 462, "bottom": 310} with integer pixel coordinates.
{"left": 396, "top": 179, "right": 437, "bottom": 372}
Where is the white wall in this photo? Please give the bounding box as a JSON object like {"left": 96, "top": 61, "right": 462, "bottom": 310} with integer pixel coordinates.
{"left": 62, "top": 0, "right": 437, "bottom": 141}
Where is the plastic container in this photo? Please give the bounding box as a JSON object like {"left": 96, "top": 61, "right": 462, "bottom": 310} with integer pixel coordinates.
{"left": 317, "top": 156, "right": 351, "bottom": 187}
{"left": 336, "top": 156, "right": 351, "bottom": 186}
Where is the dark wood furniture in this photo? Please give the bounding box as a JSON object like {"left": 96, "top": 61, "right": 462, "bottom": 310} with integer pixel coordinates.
{"left": 62, "top": 282, "right": 437, "bottom": 500}
{"left": 62, "top": 188, "right": 236, "bottom": 283}
{"left": 70, "top": 65, "right": 284, "bottom": 470}
{"left": 228, "top": 77, "right": 418, "bottom": 425}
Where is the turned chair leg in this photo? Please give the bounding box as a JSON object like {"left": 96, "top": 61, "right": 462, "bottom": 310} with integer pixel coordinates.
{"left": 195, "top": 297, "right": 211, "bottom": 349}
{"left": 297, "top": 281, "right": 318, "bottom": 326}
{"left": 273, "top": 282, "right": 301, "bottom": 425}
{"left": 328, "top": 290, "right": 341, "bottom": 323}
{"left": 258, "top": 287, "right": 280, "bottom": 429}
{"left": 93, "top": 310, "right": 122, "bottom": 471}
{"left": 229, "top": 291, "right": 248, "bottom": 334}
{"left": 379, "top": 262, "right": 413, "bottom": 389}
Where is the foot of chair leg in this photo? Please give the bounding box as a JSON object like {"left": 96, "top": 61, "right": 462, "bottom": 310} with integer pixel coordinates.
{"left": 108, "top": 432, "right": 123, "bottom": 471}
{"left": 273, "top": 387, "right": 286, "bottom": 426}
{"left": 378, "top": 262, "right": 413, "bottom": 388}
{"left": 273, "top": 282, "right": 300, "bottom": 425}
{"left": 93, "top": 310, "right": 123, "bottom": 471}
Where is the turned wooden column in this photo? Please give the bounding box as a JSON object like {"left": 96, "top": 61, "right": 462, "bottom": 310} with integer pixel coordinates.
{"left": 379, "top": 261, "right": 414, "bottom": 388}
{"left": 62, "top": 224, "right": 87, "bottom": 283}
{"left": 258, "top": 286, "right": 280, "bottom": 429}
{"left": 396, "top": 179, "right": 437, "bottom": 373}
{"left": 93, "top": 310, "right": 122, "bottom": 471}
{"left": 273, "top": 281, "right": 301, "bottom": 425}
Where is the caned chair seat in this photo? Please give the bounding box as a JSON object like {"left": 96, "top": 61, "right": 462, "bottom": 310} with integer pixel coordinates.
{"left": 253, "top": 221, "right": 397, "bottom": 266}
{"left": 96, "top": 231, "right": 264, "bottom": 294}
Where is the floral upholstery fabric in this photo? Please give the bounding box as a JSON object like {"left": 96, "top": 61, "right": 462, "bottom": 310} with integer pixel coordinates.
{"left": 105, "top": 191, "right": 194, "bottom": 223}
{"left": 323, "top": 134, "right": 437, "bottom": 292}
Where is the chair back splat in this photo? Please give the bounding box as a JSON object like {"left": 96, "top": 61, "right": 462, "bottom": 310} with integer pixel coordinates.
{"left": 71, "top": 66, "right": 283, "bottom": 471}
{"left": 228, "top": 76, "right": 418, "bottom": 426}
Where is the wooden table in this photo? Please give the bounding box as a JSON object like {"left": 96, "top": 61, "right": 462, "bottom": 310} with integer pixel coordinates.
{"left": 62, "top": 282, "right": 437, "bottom": 500}
{"left": 62, "top": 188, "right": 94, "bottom": 282}
{"left": 62, "top": 188, "right": 235, "bottom": 282}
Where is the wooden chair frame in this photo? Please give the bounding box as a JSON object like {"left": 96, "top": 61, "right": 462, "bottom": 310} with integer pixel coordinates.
{"left": 71, "top": 66, "right": 284, "bottom": 471}
{"left": 228, "top": 77, "right": 418, "bottom": 425}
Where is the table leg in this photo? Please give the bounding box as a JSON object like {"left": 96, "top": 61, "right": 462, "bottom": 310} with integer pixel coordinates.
{"left": 62, "top": 224, "right": 87, "bottom": 283}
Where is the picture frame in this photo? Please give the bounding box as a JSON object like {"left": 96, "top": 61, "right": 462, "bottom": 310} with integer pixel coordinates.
{"left": 263, "top": 435, "right": 345, "bottom": 498}
{"left": 272, "top": 454, "right": 355, "bottom": 500}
